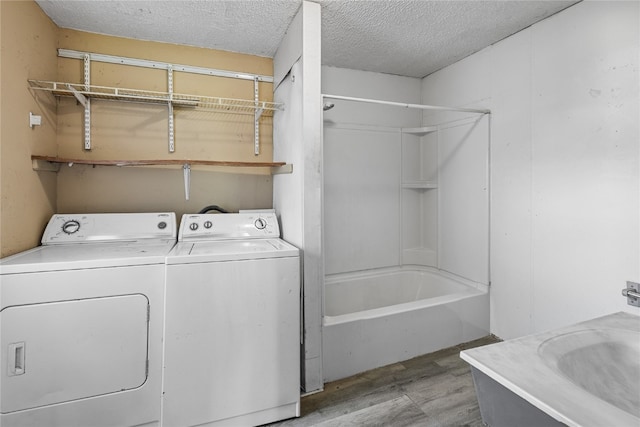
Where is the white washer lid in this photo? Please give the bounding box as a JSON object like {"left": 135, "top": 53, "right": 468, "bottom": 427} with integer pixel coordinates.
{"left": 166, "top": 239, "right": 298, "bottom": 264}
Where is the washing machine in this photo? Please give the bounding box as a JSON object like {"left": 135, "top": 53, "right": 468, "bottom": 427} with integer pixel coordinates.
{"left": 162, "top": 212, "right": 300, "bottom": 427}
{"left": 0, "top": 212, "right": 176, "bottom": 427}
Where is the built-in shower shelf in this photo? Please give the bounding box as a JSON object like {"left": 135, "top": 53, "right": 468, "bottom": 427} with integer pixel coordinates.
{"left": 401, "top": 126, "right": 438, "bottom": 136}
{"left": 402, "top": 181, "right": 438, "bottom": 190}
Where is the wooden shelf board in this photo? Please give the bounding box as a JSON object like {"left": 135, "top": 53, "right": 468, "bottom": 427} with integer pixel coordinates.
{"left": 32, "top": 155, "right": 290, "bottom": 173}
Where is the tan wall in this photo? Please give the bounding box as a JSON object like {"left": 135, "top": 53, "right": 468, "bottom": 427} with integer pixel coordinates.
{"left": 1, "top": 5, "right": 277, "bottom": 257}
{"left": 1, "top": 1, "right": 58, "bottom": 257}
{"left": 56, "top": 30, "right": 275, "bottom": 217}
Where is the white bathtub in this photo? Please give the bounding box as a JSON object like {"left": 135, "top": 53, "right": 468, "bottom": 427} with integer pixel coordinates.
{"left": 461, "top": 312, "right": 640, "bottom": 427}
{"left": 322, "top": 266, "right": 489, "bottom": 382}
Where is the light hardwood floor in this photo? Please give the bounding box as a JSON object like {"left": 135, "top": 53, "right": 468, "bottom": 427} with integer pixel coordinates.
{"left": 269, "top": 336, "right": 500, "bottom": 427}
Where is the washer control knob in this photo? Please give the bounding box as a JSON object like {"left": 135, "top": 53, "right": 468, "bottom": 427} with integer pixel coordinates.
{"left": 204, "top": 221, "right": 213, "bottom": 229}
{"left": 189, "top": 222, "right": 199, "bottom": 231}
{"left": 254, "top": 218, "right": 267, "bottom": 230}
{"left": 62, "top": 220, "right": 81, "bottom": 235}
{"left": 157, "top": 221, "right": 167, "bottom": 229}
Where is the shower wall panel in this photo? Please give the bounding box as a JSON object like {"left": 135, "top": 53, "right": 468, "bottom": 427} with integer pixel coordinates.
{"left": 438, "top": 116, "right": 490, "bottom": 285}
{"left": 324, "top": 127, "right": 401, "bottom": 275}
{"left": 322, "top": 66, "right": 421, "bottom": 276}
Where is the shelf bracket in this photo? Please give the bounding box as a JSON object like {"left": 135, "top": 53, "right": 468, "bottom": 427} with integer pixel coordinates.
{"left": 254, "top": 77, "right": 260, "bottom": 155}
{"left": 271, "top": 164, "right": 293, "bottom": 174}
{"left": 183, "top": 163, "right": 191, "bottom": 200}
{"left": 66, "top": 84, "right": 87, "bottom": 107}
{"left": 83, "top": 54, "right": 91, "bottom": 151}
{"left": 32, "top": 158, "right": 61, "bottom": 172}
{"left": 168, "top": 66, "right": 175, "bottom": 153}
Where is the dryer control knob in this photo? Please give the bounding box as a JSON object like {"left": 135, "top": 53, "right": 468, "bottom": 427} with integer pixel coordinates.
{"left": 62, "top": 220, "right": 81, "bottom": 234}
{"left": 204, "top": 221, "right": 213, "bottom": 229}
{"left": 189, "top": 222, "right": 199, "bottom": 231}
{"left": 254, "top": 218, "right": 267, "bottom": 230}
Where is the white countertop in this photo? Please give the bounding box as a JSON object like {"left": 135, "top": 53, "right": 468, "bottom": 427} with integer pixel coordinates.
{"left": 460, "top": 312, "right": 640, "bottom": 427}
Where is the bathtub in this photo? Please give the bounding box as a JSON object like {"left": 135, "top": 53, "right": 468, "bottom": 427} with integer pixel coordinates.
{"left": 322, "top": 266, "right": 489, "bottom": 382}
{"left": 461, "top": 312, "right": 640, "bottom": 427}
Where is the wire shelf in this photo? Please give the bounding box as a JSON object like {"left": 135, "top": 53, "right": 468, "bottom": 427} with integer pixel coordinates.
{"left": 28, "top": 80, "right": 283, "bottom": 115}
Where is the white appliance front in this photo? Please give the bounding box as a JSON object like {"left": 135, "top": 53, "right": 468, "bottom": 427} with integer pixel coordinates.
{"left": 0, "top": 213, "right": 176, "bottom": 427}
{"left": 1, "top": 295, "right": 148, "bottom": 413}
{"left": 162, "top": 213, "right": 300, "bottom": 427}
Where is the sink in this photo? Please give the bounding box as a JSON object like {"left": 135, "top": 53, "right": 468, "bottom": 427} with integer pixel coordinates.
{"left": 538, "top": 328, "right": 640, "bottom": 418}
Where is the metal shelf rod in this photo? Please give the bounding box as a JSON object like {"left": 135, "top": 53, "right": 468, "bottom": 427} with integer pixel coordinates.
{"left": 83, "top": 54, "right": 91, "bottom": 150}
{"left": 58, "top": 49, "right": 274, "bottom": 83}
{"left": 168, "top": 66, "right": 175, "bottom": 153}
{"left": 322, "top": 94, "right": 490, "bottom": 115}
{"left": 254, "top": 77, "right": 260, "bottom": 155}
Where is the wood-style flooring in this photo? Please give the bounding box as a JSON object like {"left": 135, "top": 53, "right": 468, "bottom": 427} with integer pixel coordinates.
{"left": 269, "top": 336, "right": 500, "bottom": 427}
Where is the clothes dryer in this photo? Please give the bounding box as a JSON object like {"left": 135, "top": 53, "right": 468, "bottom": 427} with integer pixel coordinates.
{"left": 163, "top": 212, "right": 300, "bottom": 427}
{"left": 0, "top": 213, "right": 176, "bottom": 427}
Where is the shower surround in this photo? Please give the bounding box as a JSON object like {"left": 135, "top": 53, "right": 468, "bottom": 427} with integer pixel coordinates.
{"left": 322, "top": 66, "right": 490, "bottom": 381}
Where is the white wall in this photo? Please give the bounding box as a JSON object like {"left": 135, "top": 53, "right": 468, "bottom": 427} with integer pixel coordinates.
{"left": 437, "top": 115, "right": 490, "bottom": 285}
{"left": 423, "top": 1, "right": 640, "bottom": 339}
{"left": 273, "top": 1, "right": 324, "bottom": 393}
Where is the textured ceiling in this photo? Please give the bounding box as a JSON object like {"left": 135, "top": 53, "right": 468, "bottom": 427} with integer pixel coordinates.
{"left": 35, "top": 0, "right": 578, "bottom": 78}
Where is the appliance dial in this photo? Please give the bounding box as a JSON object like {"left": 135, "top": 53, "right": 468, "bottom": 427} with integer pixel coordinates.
{"left": 254, "top": 218, "right": 267, "bottom": 230}
{"left": 204, "top": 221, "right": 213, "bottom": 229}
{"left": 189, "top": 222, "right": 199, "bottom": 231}
{"left": 62, "top": 220, "right": 81, "bottom": 234}
{"left": 157, "top": 221, "right": 167, "bottom": 229}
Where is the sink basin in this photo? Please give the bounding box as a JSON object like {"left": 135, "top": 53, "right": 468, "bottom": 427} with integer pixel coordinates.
{"left": 538, "top": 328, "right": 640, "bottom": 417}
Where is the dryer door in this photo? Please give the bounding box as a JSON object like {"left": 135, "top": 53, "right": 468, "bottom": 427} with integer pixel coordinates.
{"left": 1, "top": 294, "right": 149, "bottom": 413}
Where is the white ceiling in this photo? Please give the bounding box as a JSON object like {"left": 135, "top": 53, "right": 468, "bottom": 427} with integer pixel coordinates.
{"left": 35, "top": 0, "right": 579, "bottom": 79}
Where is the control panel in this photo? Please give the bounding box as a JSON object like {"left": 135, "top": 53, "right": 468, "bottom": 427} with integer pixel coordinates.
{"left": 41, "top": 213, "right": 177, "bottom": 245}
{"left": 178, "top": 213, "right": 280, "bottom": 241}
